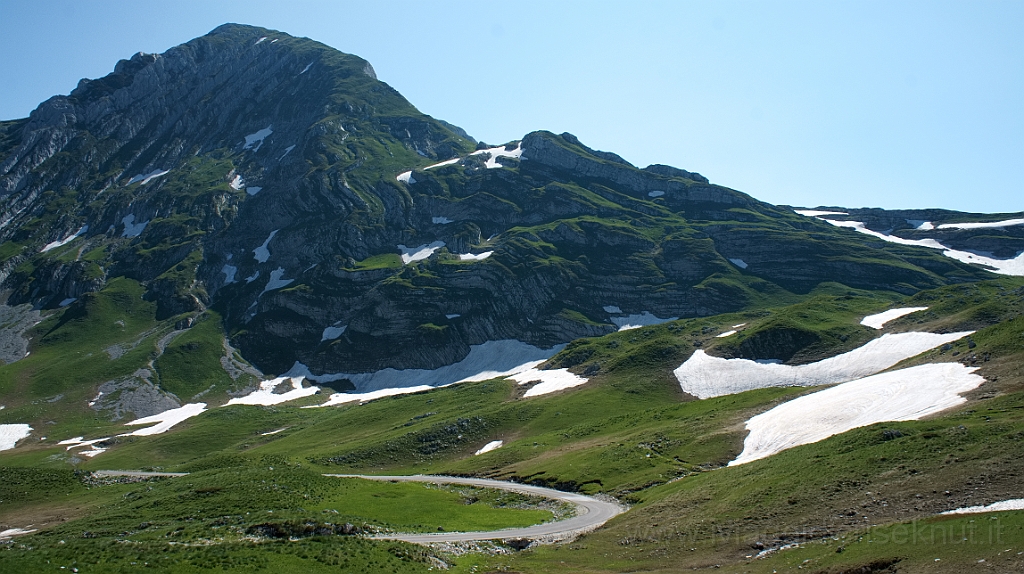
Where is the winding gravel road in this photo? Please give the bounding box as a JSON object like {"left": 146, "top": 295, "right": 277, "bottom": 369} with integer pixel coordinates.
{"left": 325, "top": 474, "right": 626, "bottom": 543}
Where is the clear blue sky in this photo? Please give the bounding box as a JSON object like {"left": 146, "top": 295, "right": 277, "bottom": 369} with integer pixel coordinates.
{"left": 1, "top": 0, "right": 1021, "bottom": 213}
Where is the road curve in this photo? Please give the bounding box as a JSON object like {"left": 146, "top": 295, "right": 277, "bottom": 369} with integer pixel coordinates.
{"left": 324, "top": 474, "right": 626, "bottom": 543}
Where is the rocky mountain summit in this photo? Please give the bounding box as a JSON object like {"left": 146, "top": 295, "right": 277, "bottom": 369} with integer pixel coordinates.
{"left": 0, "top": 23, "right": 1016, "bottom": 386}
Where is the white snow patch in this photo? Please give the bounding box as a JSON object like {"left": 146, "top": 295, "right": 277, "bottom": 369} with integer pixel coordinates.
{"left": 820, "top": 218, "right": 1024, "bottom": 276}
{"left": 226, "top": 376, "right": 318, "bottom": 406}
{"left": 316, "top": 385, "right": 437, "bottom": 406}
{"left": 255, "top": 36, "right": 267, "bottom": 44}
{"left": 300, "top": 340, "right": 563, "bottom": 405}
{"left": 300, "top": 62, "right": 313, "bottom": 74}
{"left": 612, "top": 312, "right": 678, "bottom": 331}
{"left": 245, "top": 271, "right": 260, "bottom": 283}
{"left": 730, "top": 363, "right": 985, "bottom": 465}
{"left": 432, "top": 216, "right": 454, "bottom": 224}
{"left": 475, "top": 440, "right": 504, "bottom": 455}
{"left": 603, "top": 305, "right": 623, "bottom": 314}
{"left": 321, "top": 324, "right": 347, "bottom": 342}
{"left": 253, "top": 229, "right": 279, "bottom": 263}
{"left": 716, "top": 330, "right": 737, "bottom": 338}
{"left": 0, "top": 424, "right": 32, "bottom": 451}
{"left": 648, "top": 190, "right": 665, "bottom": 198}
{"left": 59, "top": 297, "right": 77, "bottom": 307}
{"left": 424, "top": 158, "right": 460, "bottom": 170}
{"left": 860, "top": 307, "right": 929, "bottom": 329}
{"left": 446, "top": 314, "right": 460, "bottom": 320}
{"left": 942, "top": 499, "right": 1024, "bottom": 515}
{"left": 729, "top": 258, "right": 748, "bottom": 269}
{"left": 58, "top": 436, "right": 107, "bottom": 450}
{"left": 121, "top": 403, "right": 207, "bottom": 436}
{"left": 127, "top": 169, "right": 170, "bottom": 185}
{"left": 937, "top": 218, "right": 1024, "bottom": 230}
{"left": 243, "top": 126, "right": 273, "bottom": 152}
{"left": 733, "top": 323, "right": 747, "bottom": 328}
{"left": 509, "top": 366, "right": 589, "bottom": 398}
{"left": 41, "top": 225, "right": 88, "bottom": 252}
{"left": 397, "top": 171, "right": 416, "bottom": 184}
{"left": 246, "top": 186, "right": 262, "bottom": 196}
{"left": 674, "top": 330, "right": 974, "bottom": 399}
{"left": 121, "top": 215, "right": 149, "bottom": 237}
{"left": 398, "top": 241, "right": 445, "bottom": 264}
{"left": 229, "top": 174, "right": 245, "bottom": 190}
{"left": 471, "top": 143, "right": 523, "bottom": 169}
{"left": 0, "top": 528, "right": 37, "bottom": 539}
{"left": 261, "top": 427, "right": 289, "bottom": 436}
{"left": 81, "top": 448, "right": 107, "bottom": 457}
{"left": 260, "top": 267, "right": 294, "bottom": 295}
{"left": 458, "top": 251, "right": 493, "bottom": 261}
{"left": 795, "top": 209, "right": 848, "bottom": 217}
{"left": 907, "top": 219, "right": 934, "bottom": 230}
{"left": 280, "top": 145, "right": 296, "bottom": 160}
{"left": 222, "top": 264, "right": 237, "bottom": 284}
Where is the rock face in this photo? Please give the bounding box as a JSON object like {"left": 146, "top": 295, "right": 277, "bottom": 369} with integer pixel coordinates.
{"left": 0, "top": 24, "right": 999, "bottom": 379}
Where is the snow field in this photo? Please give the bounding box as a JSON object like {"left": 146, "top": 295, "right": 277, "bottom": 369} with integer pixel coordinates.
{"left": 243, "top": 126, "right": 273, "bottom": 152}
{"left": 942, "top": 499, "right": 1024, "bottom": 515}
{"left": 397, "top": 171, "right": 415, "bottom": 184}
{"left": 458, "top": 251, "right": 492, "bottom": 261}
{"left": 860, "top": 307, "right": 928, "bottom": 329}
{"left": 253, "top": 229, "right": 279, "bottom": 263}
{"left": 794, "top": 209, "right": 848, "bottom": 217}
{"left": 41, "top": 225, "right": 88, "bottom": 252}
{"left": 127, "top": 169, "right": 170, "bottom": 185}
{"left": 730, "top": 363, "right": 985, "bottom": 465}
{"left": 471, "top": 143, "right": 523, "bottom": 169}
{"left": 245, "top": 186, "right": 262, "bottom": 196}
{"left": 612, "top": 312, "right": 678, "bottom": 331}
{"left": 729, "top": 258, "right": 748, "bottom": 269}
{"left": 509, "top": 366, "right": 589, "bottom": 398}
{"left": 122, "top": 403, "right": 208, "bottom": 436}
{"left": 321, "top": 324, "right": 347, "bottom": 341}
{"left": 937, "top": 218, "right": 1024, "bottom": 230}
{"left": 424, "top": 158, "right": 460, "bottom": 170}
{"left": 260, "top": 267, "right": 293, "bottom": 295}
{"left": 432, "top": 216, "right": 454, "bottom": 224}
{"left": 398, "top": 241, "right": 445, "bottom": 264}
{"left": 675, "top": 331, "right": 974, "bottom": 399}
{"left": 121, "top": 215, "right": 149, "bottom": 237}
{"left": 229, "top": 174, "right": 245, "bottom": 190}
{"left": 226, "top": 376, "right": 318, "bottom": 406}
{"left": 820, "top": 218, "right": 1024, "bottom": 276}
{"left": 475, "top": 440, "right": 504, "bottom": 455}
{"left": 0, "top": 423, "right": 32, "bottom": 451}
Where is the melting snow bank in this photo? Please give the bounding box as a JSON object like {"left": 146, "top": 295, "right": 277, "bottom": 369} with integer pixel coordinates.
{"left": 41, "top": 225, "right": 88, "bottom": 252}
{"left": 942, "top": 499, "right": 1024, "bottom": 515}
{"left": 122, "top": 403, "right": 207, "bottom": 436}
{"left": 675, "top": 331, "right": 974, "bottom": 399}
{"left": 399, "top": 241, "right": 445, "bottom": 264}
{"left": 612, "top": 312, "right": 678, "bottom": 331}
{"left": 226, "top": 376, "right": 318, "bottom": 406}
{"left": 730, "top": 363, "right": 985, "bottom": 465}
{"left": 321, "top": 324, "right": 347, "bottom": 341}
{"left": 860, "top": 307, "right": 929, "bottom": 329}
{"left": 0, "top": 423, "right": 32, "bottom": 451}
{"left": 0, "top": 528, "right": 37, "bottom": 539}
{"left": 795, "top": 209, "right": 848, "bottom": 217}
{"left": 820, "top": 218, "right": 1024, "bottom": 276}
{"left": 127, "top": 169, "right": 170, "bottom": 185}
{"left": 459, "top": 251, "right": 492, "bottom": 261}
{"left": 298, "top": 340, "right": 564, "bottom": 405}
{"left": 396, "top": 171, "right": 415, "bottom": 184}
{"left": 471, "top": 143, "right": 523, "bottom": 169}
{"left": 508, "top": 366, "right": 589, "bottom": 397}
{"left": 243, "top": 126, "right": 272, "bottom": 151}
{"left": 475, "top": 440, "right": 503, "bottom": 455}
{"left": 253, "top": 230, "right": 279, "bottom": 263}
{"left": 121, "top": 215, "right": 149, "bottom": 237}
{"left": 937, "top": 218, "right": 1024, "bottom": 230}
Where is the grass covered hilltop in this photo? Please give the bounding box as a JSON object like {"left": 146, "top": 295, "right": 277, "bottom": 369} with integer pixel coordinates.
{"left": 2, "top": 23, "right": 1024, "bottom": 574}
